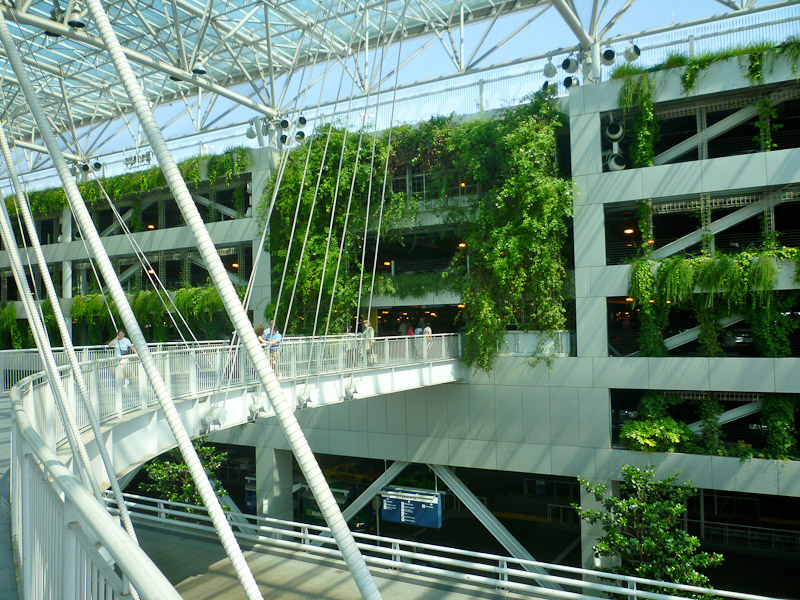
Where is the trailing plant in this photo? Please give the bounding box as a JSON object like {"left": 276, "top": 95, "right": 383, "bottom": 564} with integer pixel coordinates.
{"left": 743, "top": 292, "right": 799, "bottom": 358}
{"left": 638, "top": 392, "right": 683, "bottom": 419}
{"left": 0, "top": 303, "right": 22, "bottom": 349}
{"left": 760, "top": 395, "right": 797, "bottom": 460}
{"left": 693, "top": 297, "right": 725, "bottom": 357}
{"left": 698, "top": 395, "right": 725, "bottom": 455}
{"left": 629, "top": 256, "right": 667, "bottom": 356}
{"left": 619, "top": 74, "right": 658, "bottom": 167}
{"left": 575, "top": 465, "right": 723, "bottom": 593}
{"left": 378, "top": 271, "right": 462, "bottom": 300}
{"left": 753, "top": 95, "right": 781, "bottom": 151}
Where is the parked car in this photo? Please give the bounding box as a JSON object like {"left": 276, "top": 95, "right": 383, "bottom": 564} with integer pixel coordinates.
{"left": 323, "top": 462, "right": 380, "bottom": 485}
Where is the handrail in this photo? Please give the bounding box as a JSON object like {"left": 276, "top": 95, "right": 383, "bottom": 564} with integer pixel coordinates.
{"left": 107, "top": 491, "right": 780, "bottom": 600}
{"left": 10, "top": 388, "right": 182, "bottom": 599}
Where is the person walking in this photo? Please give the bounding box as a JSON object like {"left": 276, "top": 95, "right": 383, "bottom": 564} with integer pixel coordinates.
{"left": 108, "top": 329, "right": 136, "bottom": 387}
{"left": 363, "top": 319, "right": 375, "bottom": 365}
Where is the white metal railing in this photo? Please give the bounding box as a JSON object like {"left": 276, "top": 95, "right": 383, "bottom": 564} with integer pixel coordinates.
{"left": 688, "top": 519, "right": 800, "bottom": 554}
{"left": 14, "top": 333, "right": 460, "bottom": 448}
{"left": 107, "top": 492, "right": 780, "bottom": 600}
{"left": 9, "top": 333, "right": 460, "bottom": 600}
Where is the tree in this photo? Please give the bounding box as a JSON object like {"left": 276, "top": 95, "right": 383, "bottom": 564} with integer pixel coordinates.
{"left": 575, "top": 465, "right": 722, "bottom": 595}
{"left": 140, "top": 438, "right": 228, "bottom": 507}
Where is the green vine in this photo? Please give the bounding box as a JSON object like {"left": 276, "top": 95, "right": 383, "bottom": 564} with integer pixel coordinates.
{"left": 698, "top": 395, "right": 725, "bottom": 455}
{"left": 760, "top": 395, "right": 797, "bottom": 460}
{"left": 619, "top": 74, "right": 658, "bottom": 168}
{"left": 0, "top": 303, "right": 22, "bottom": 349}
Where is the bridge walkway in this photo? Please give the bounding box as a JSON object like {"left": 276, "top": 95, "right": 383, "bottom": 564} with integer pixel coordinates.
{"left": 137, "top": 524, "right": 535, "bottom": 600}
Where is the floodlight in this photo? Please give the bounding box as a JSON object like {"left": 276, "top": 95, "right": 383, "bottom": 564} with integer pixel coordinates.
{"left": 246, "top": 123, "right": 257, "bottom": 139}
{"left": 562, "top": 56, "right": 579, "bottom": 73}
{"left": 542, "top": 81, "right": 552, "bottom": 91}
{"left": 80, "top": 163, "right": 90, "bottom": 172}
{"left": 605, "top": 121, "right": 624, "bottom": 142}
{"left": 624, "top": 43, "right": 641, "bottom": 62}
{"left": 280, "top": 134, "right": 288, "bottom": 144}
{"left": 279, "top": 119, "right": 290, "bottom": 129}
{"left": 295, "top": 131, "right": 305, "bottom": 141}
{"left": 297, "top": 116, "right": 307, "bottom": 126}
{"left": 543, "top": 59, "right": 557, "bottom": 78}
{"left": 91, "top": 160, "right": 102, "bottom": 171}
{"left": 261, "top": 119, "right": 269, "bottom": 136}
{"left": 563, "top": 76, "right": 579, "bottom": 89}
{"left": 191, "top": 56, "right": 207, "bottom": 75}
{"left": 67, "top": 3, "right": 87, "bottom": 28}
{"left": 607, "top": 153, "right": 626, "bottom": 171}
{"left": 601, "top": 48, "right": 616, "bottom": 66}
{"left": 169, "top": 74, "right": 183, "bottom": 82}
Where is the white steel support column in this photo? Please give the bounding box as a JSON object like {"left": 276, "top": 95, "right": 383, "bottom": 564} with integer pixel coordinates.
{"left": 0, "top": 125, "right": 138, "bottom": 543}
{"left": 81, "top": 2, "right": 382, "bottom": 598}
{"left": 430, "top": 464, "right": 559, "bottom": 589}
{"left": 0, "top": 8, "right": 264, "bottom": 600}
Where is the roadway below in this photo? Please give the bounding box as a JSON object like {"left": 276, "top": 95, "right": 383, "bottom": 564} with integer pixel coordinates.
{"left": 136, "top": 524, "right": 538, "bottom": 600}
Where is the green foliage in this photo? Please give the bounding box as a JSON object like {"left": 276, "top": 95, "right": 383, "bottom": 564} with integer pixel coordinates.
{"left": 760, "top": 396, "right": 797, "bottom": 460}
{"left": 754, "top": 96, "right": 781, "bottom": 151}
{"left": 621, "top": 417, "right": 695, "bottom": 453}
{"left": 698, "top": 396, "right": 725, "bottom": 455}
{"left": 0, "top": 303, "right": 22, "bottom": 349}
{"left": 575, "top": 466, "right": 723, "bottom": 592}
{"left": 140, "top": 438, "right": 228, "bottom": 507}
{"left": 452, "top": 92, "right": 573, "bottom": 370}
{"left": 263, "top": 125, "right": 411, "bottom": 334}
{"left": 5, "top": 147, "right": 250, "bottom": 218}
{"left": 378, "top": 271, "right": 462, "bottom": 300}
{"left": 619, "top": 74, "right": 658, "bottom": 167}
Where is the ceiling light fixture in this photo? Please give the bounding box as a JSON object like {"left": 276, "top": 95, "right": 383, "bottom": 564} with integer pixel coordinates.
{"left": 67, "top": 3, "right": 87, "bottom": 28}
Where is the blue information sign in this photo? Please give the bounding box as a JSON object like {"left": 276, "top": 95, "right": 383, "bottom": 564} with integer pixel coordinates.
{"left": 380, "top": 488, "right": 443, "bottom": 528}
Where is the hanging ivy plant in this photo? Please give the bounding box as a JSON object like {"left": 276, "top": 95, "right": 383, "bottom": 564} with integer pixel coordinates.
{"left": 0, "top": 303, "right": 22, "bottom": 349}
{"left": 760, "top": 395, "right": 797, "bottom": 460}
{"left": 619, "top": 74, "right": 658, "bottom": 168}
{"left": 698, "top": 395, "right": 725, "bottom": 455}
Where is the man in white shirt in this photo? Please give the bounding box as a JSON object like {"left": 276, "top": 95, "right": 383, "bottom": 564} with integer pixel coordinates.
{"left": 108, "top": 330, "right": 136, "bottom": 387}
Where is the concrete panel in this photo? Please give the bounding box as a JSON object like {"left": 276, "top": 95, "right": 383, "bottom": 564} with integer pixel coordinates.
{"left": 549, "top": 357, "right": 593, "bottom": 388}
{"left": 774, "top": 358, "right": 800, "bottom": 393}
{"left": 469, "top": 385, "right": 496, "bottom": 441}
{"left": 651, "top": 453, "right": 714, "bottom": 489}
{"left": 257, "top": 424, "right": 290, "bottom": 450}
{"left": 493, "top": 357, "right": 550, "bottom": 387}
{"left": 695, "top": 58, "right": 749, "bottom": 97}
{"left": 447, "top": 386, "right": 471, "bottom": 439}
{"left": 349, "top": 398, "right": 370, "bottom": 432}
{"left": 497, "top": 442, "right": 551, "bottom": 474}
{"left": 642, "top": 162, "right": 702, "bottom": 198}
{"left": 647, "top": 358, "right": 709, "bottom": 391}
{"left": 367, "top": 396, "right": 387, "bottom": 433}
{"left": 424, "top": 388, "right": 449, "bottom": 437}
{"left": 572, "top": 175, "right": 590, "bottom": 207}
{"left": 303, "top": 428, "right": 330, "bottom": 454}
{"left": 407, "top": 435, "right": 449, "bottom": 464}
{"left": 405, "top": 389, "right": 427, "bottom": 436}
{"left": 708, "top": 358, "right": 775, "bottom": 393}
{"left": 567, "top": 84, "right": 586, "bottom": 117}
{"left": 295, "top": 405, "right": 330, "bottom": 429}
{"left": 570, "top": 113, "right": 602, "bottom": 177}
{"left": 447, "top": 438, "right": 472, "bottom": 468}
{"left": 450, "top": 439, "right": 497, "bottom": 470}
{"left": 329, "top": 430, "right": 368, "bottom": 457}
{"left": 594, "top": 448, "right": 651, "bottom": 480}
{"left": 766, "top": 147, "right": 800, "bottom": 187}
{"left": 367, "top": 433, "right": 407, "bottom": 461}
{"left": 386, "top": 393, "right": 407, "bottom": 435}
{"left": 574, "top": 267, "right": 591, "bottom": 298}
{"left": 576, "top": 297, "right": 608, "bottom": 358}
{"left": 711, "top": 456, "right": 779, "bottom": 495}
{"left": 550, "top": 445, "right": 596, "bottom": 477}
{"left": 581, "top": 78, "right": 623, "bottom": 115}
{"left": 328, "top": 402, "right": 350, "bottom": 431}
{"left": 550, "top": 388, "right": 580, "bottom": 446}
{"left": 592, "top": 357, "right": 649, "bottom": 388}
{"left": 586, "top": 169, "right": 643, "bottom": 205}
{"left": 578, "top": 388, "right": 610, "bottom": 448}
{"left": 573, "top": 204, "right": 606, "bottom": 268}
{"left": 590, "top": 265, "right": 629, "bottom": 298}
{"left": 702, "top": 154, "right": 767, "bottom": 193}
{"left": 777, "top": 461, "right": 800, "bottom": 496}
{"left": 495, "top": 385, "right": 523, "bottom": 443}
{"left": 521, "top": 386, "right": 550, "bottom": 444}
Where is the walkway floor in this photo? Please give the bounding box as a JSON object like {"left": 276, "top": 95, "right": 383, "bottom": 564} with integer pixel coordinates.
{"left": 0, "top": 395, "right": 20, "bottom": 600}
{"left": 137, "top": 525, "right": 536, "bottom": 600}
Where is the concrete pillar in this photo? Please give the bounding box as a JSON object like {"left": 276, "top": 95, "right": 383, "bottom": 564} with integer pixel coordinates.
{"left": 579, "top": 478, "right": 620, "bottom": 571}
{"left": 246, "top": 147, "right": 280, "bottom": 318}
{"left": 256, "top": 447, "right": 293, "bottom": 520}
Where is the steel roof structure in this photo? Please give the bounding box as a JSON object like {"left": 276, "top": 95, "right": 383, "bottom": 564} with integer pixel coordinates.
{"left": 0, "top": 0, "right": 798, "bottom": 177}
